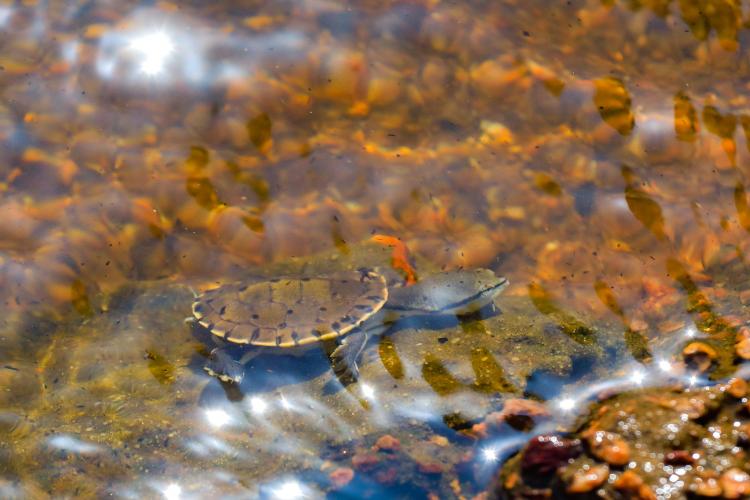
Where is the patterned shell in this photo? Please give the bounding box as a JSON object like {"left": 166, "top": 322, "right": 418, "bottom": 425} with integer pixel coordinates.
{"left": 191, "top": 270, "right": 388, "bottom": 347}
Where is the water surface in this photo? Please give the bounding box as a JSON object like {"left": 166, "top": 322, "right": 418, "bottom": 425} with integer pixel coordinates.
{"left": 2, "top": 1, "right": 750, "bottom": 498}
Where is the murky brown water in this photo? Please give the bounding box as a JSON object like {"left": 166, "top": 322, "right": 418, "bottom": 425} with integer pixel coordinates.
{"left": 2, "top": 1, "right": 750, "bottom": 498}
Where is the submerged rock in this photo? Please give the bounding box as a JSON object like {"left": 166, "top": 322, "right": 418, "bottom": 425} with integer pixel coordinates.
{"left": 492, "top": 377, "right": 750, "bottom": 499}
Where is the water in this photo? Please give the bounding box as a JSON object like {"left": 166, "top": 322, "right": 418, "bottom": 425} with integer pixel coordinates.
{"left": 1, "top": 1, "right": 750, "bottom": 498}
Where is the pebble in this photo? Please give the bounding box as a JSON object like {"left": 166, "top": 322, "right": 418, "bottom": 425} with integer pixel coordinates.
{"left": 329, "top": 467, "right": 354, "bottom": 489}
{"left": 691, "top": 475, "right": 722, "bottom": 497}
{"left": 479, "top": 399, "right": 549, "bottom": 436}
{"left": 720, "top": 468, "right": 750, "bottom": 499}
{"left": 629, "top": 318, "right": 648, "bottom": 332}
{"left": 351, "top": 452, "right": 379, "bottom": 470}
{"left": 417, "top": 460, "right": 445, "bottom": 474}
{"left": 662, "top": 394, "right": 711, "bottom": 419}
{"left": 664, "top": 450, "right": 695, "bottom": 466}
{"left": 429, "top": 435, "right": 449, "bottom": 447}
{"left": 470, "top": 59, "right": 523, "bottom": 98}
{"left": 373, "top": 434, "right": 401, "bottom": 452}
{"left": 682, "top": 342, "right": 717, "bottom": 373}
{"left": 736, "top": 422, "right": 750, "bottom": 447}
{"left": 584, "top": 430, "right": 631, "bottom": 466}
{"left": 470, "top": 422, "right": 489, "bottom": 439}
{"left": 501, "top": 398, "right": 550, "bottom": 419}
{"left": 567, "top": 464, "right": 609, "bottom": 493}
{"left": 520, "top": 434, "right": 583, "bottom": 477}
{"left": 736, "top": 337, "right": 750, "bottom": 360}
{"left": 374, "top": 466, "right": 398, "bottom": 485}
{"left": 725, "top": 378, "right": 747, "bottom": 398}
{"left": 614, "top": 470, "right": 657, "bottom": 500}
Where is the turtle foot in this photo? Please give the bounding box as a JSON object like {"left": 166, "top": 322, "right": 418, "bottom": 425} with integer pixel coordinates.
{"left": 330, "top": 339, "right": 363, "bottom": 385}
{"left": 204, "top": 348, "right": 245, "bottom": 384}
{"left": 332, "top": 358, "right": 360, "bottom": 385}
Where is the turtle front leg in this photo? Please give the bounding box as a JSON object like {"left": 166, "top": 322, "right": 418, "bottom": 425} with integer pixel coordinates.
{"left": 330, "top": 330, "right": 369, "bottom": 383}
{"left": 204, "top": 347, "right": 248, "bottom": 384}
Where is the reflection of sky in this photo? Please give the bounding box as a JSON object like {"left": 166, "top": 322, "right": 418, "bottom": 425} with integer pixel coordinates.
{"left": 163, "top": 483, "right": 181, "bottom": 500}
{"left": 549, "top": 323, "right": 712, "bottom": 420}
{"left": 268, "top": 479, "right": 308, "bottom": 499}
{"left": 204, "top": 407, "right": 231, "bottom": 428}
{"left": 0, "top": 6, "right": 12, "bottom": 28}
{"left": 47, "top": 434, "right": 103, "bottom": 454}
{"left": 93, "top": 8, "right": 307, "bottom": 87}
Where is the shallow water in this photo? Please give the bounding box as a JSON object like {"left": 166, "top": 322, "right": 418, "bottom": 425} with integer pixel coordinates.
{"left": 2, "top": 1, "right": 750, "bottom": 498}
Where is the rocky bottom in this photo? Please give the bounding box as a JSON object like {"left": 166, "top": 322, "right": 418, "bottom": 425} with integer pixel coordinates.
{"left": 490, "top": 374, "right": 750, "bottom": 499}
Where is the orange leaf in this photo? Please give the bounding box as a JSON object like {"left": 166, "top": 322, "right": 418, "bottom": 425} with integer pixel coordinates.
{"left": 371, "top": 234, "right": 417, "bottom": 285}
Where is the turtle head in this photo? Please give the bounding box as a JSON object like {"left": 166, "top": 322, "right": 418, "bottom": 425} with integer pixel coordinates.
{"left": 386, "top": 268, "right": 508, "bottom": 316}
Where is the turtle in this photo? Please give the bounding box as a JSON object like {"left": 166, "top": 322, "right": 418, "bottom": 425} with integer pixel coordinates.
{"left": 190, "top": 268, "right": 508, "bottom": 384}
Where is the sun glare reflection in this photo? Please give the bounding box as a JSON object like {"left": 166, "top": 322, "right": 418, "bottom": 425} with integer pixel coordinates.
{"left": 204, "top": 408, "right": 231, "bottom": 428}
{"left": 558, "top": 398, "right": 575, "bottom": 411}
{"left": 271, "top": 479, "right": 306, "bottom": 499}
{"left": 129, "top": 31, "right": 175, "bottom": 76}
{"left": 657, "top": 359, "right": 673, "bottom": 372}
{"left": 481, "top": 446, "right": 499, "bottom": 462}
{"left": 163, "top": 483, "right": 182, "bottom": 500}
{"left": 280, "top": 394, "right": 292, "bottom": 411}
{"left": 361, "top": 383, "right": 376, "bottom": 400}
{"left": 250, "top": 396, "right": 268, "bottom": 415}
{"left": 684, "top": 326, "right": 697, "bottom": 338}
{"left": 630, "top": 370, "right": 645, "bottom": 385}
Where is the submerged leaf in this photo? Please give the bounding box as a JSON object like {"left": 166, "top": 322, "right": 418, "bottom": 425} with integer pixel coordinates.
{"left": 378, "top": 336, "right": 404, "bottom": 379}
{"left": 470, "top": 347, "right": 517, "bottom": 393}
{"left": 186, "top": 176, "right": 220, "bottom": 210}
{"left": 593, "top": 77, "right": 634, "bottom": 135}
{"left": 71, "top": 279, "right": 92, "bottom": 316}
{"left": 703, "top": 105, "right": 736, "bottom": 138}
{"left": 247, "top": 112, "right": 273, "bottom": 152}
{"left": 621, "top": 166, "right": 667, "bottom": 241}
{"left": 145, "top": 349, "right": 175, "bottom": 385}
{"left": 422, "top": 354, "right": 462, "bottom": 396}
{"left": 734, "top": 182, "right": 750, "bottom": 232}
{"left": 673, "top": 91, "right": 699, "bottom": 142}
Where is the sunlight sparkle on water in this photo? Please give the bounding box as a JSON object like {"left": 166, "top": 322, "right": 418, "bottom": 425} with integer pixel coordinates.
{"left": 250, "top": 396, "right": 268, "bottom": 415}
{"left": 271, "top": 480, "right": 305, "bottom": 499}
{"left": 658, "top": 359, "right": 673, "bottom": 372}
{"left": 163, "top": 483, "right": 181, "bottom": 500}
{"left": 279, "top": 394, "right": 292, "bottom": 411}
{"left": 558, "top": 398, "right": 575, "bottom": 411}
{"left": 129, "top": 31, "right": 175, "bottom": 76}
{"left": 204, "top": 408, "right": 231, "bottom": 428}
{"left": 481, "top": 447, "right": 499, "bottom": 462}
{"left": 630, "top": 370, "right": 645, "bottom": 385}
{"left": 361, "top": 383, "right": 376, "bottom": 399}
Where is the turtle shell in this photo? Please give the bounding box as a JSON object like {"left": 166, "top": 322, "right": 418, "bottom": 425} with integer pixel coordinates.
{"left": 191, "top": 270, "right": 388, "bottom": 347}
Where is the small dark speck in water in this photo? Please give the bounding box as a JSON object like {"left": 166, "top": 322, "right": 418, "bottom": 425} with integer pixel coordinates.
{"left": 4, "top": 365, "right": 19, "bottom": 371}
{"left": 437, "top": 337, "right": 449, "bottom": 344}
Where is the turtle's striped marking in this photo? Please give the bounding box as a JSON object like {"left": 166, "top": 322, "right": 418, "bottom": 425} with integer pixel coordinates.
{"left": 190, "top": 270, "right": 387, "bottom": 348}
